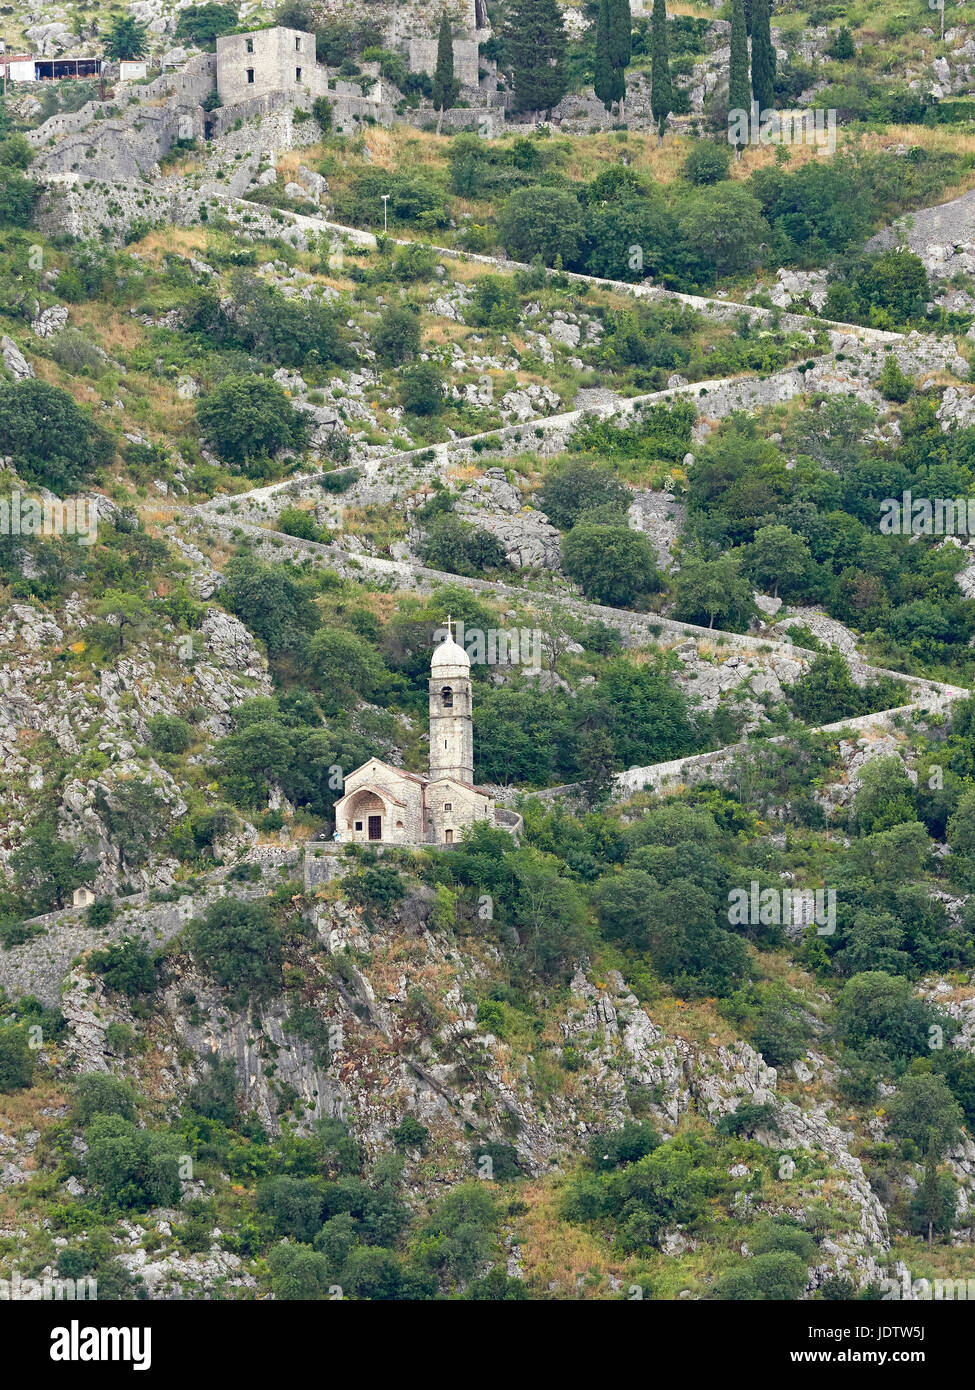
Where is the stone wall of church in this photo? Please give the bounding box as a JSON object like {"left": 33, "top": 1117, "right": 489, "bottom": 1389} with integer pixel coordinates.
{"left": 427, "top": 779, "right": 494, "bottom": 844}
{"left": 336, "top": 763, "right": 426, "bottom": 845}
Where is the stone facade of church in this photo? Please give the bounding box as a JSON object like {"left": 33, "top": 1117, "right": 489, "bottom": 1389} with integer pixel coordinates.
{"left": 333, "top": 632, "right": 503, "bottom": 846}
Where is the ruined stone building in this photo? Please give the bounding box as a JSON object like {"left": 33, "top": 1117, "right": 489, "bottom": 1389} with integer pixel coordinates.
{"left": 216, "top": 26, "right": 328, "bottom": 105}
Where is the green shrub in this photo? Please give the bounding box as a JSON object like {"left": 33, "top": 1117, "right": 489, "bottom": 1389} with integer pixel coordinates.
{"left": 0, "top": 1024, "right": 33, "bottom": 1092}
{"left": 188, "top": 898, "right": 284, "bottom": 1005}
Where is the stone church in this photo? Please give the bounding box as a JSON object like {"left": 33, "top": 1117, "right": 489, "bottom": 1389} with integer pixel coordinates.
{"left": 333, "top": 629, "right": 513, "bottom": 846}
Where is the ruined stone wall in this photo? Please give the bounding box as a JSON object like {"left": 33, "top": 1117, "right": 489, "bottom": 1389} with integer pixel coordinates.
{"left": 25, "top": 53, "right": 216, "bottom": 149}
{"left": 408, "top": 37, "right": 479, "bottom": 85}
{"left": 32, "top": 101, "right": 204, "bottom": 180}
{"left": 217, "top": 28, "right": 327, "bottom": 105}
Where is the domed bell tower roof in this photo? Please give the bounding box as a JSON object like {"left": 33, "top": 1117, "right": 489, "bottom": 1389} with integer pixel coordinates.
{"left": 431, "top": 630, "right": 470, "bottom": 676}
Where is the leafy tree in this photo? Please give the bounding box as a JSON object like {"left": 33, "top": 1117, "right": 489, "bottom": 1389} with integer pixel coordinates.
{"left": 344, "top": 1246, "right": 403, "bottom": 1300}
{"left": 850, "top": 756, "right": 916, "bottom": 835}
{"left": 174, "top": 4, "right": 239, "bottom": 48}
{"left": 909, "top": 1164, "right": 957, "bottom": 1244}
{"left": 196, "top": 376, "right": 308, "bottom": 466}
{"left": 673, "top": 552, "right": 755, "bottom": 629}
{"left": 742, "top": 524, "right": 811, "bottom": 599}
{"left": 0, "top": 168, "right": 40, "bottom": 227}
{"left": 878, "top": 354, "right": 913, "bottom": 403}
{"left": 372, "top": 305, "right": 421, "bottom": 366}
{"left": 392, "top": 1116, "right": 429, "bottom": 1152}
{"left": 147, "top": 715, "right": 193, "bottom": 755}
{"left": 258, "top": 1176, "right": 325, "bottom": 1241}
{"left": 188, "top": 1057, "right": 239, "bottom": 1125}
{"left": 432, "top": 12, "right": 459, "bottom": 132}
{"left": 786, "top": 395, "right": 876, "bottom": 471}
{"left": 94, "top": 590, "right": 153, "bottom": 654}
{"left": 469, "top": 275, "right": 521, "bottom": 329}
{"left": 267, "top": 1243, "right": 334, "bottom": 1299}
{"left": 589, "top": 1121, "right": 660, "bottom": 1171}
{"left": 89, "top": 937, "right": 158, "bottom": 999}
{"left": 503, "top": 0, "right": 569, "bottom": 116}
{"left": 103, "top": 16, "right": 150, "bottom": 60}
{"left": 649, "top": 0, "right": 672, "bottom": 144}
{"left": 497, "top": 187, "right": 586, "bottom": 267}
{"left": 418, "top": 513, "right": 508, "bottom": 576}
{"left": 399, "top": 361, "right": 445, "bottom": 416}
{"left": 84, "top": 1113, "right": 183, "bottom": 1209}
{"left": 306, "top": 626, "right": 388, "bottom": 711}
{"left": 677, "top": 185, "right": 769, "bottom": 278}
{"left": 94, "top": 779, "right": 167, "bottom": 870}
{"left": 189, "top": 898, "right": 284, "bottom": 1006}
{"left": 11, "top": 821, "right": 96, "bottom": 914}
{"left": 750, "top": 0, "right": 775, "bottom": 110}
{"left": 562, "top": 524, "right": 662, "bottom": 606}
{"left": 0, "top": 1025, "right": 33, "bottom": 1092}
{"left": 887, "top": 1072, "right": 963, "bottom": 1159}
{"left": 834, "top": 972, "right": 944, "bottom": 1068}
{"left": 513, "top": 854, "right": 592, "bottom": 978}
{"left": 0, "top": 379, "right": 113, "bottom": 492}
{"left": 717, "top": 1250, "right": 809, "bottom": 1300}
{"left": 221, "top": 555, "right": 320, "bottom": 659}
{"left": 683, "top": 140, "right": 732, "bottom": 185}
{"left": 74, "top": 1074, "right": 137, "bottom": 1125}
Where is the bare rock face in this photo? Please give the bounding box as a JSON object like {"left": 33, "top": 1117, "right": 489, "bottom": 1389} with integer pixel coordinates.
{"left": 452, "top": 468, "right": 562, "bottom": 569}
{"left": 628, "top": 489, "right": 686, "bottom": 572}
{"left": 31, "top": 306, "right": 69, "bottom": 339}
{"left": 1, "top": 335, "right": 34, "bottom": 382}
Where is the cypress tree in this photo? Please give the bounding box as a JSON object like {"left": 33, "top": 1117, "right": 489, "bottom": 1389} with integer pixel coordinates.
{"left": 608, "top": 0, "right": 632, "bottom": 119}
{"left": 649, "top": 0, "right": 672, "bottom": 146}
{"left": 728, "top": 0, "right": 750, "bottom": 160}
{"left": 750, "top": 0, "right": 776, "bottom": 111}
{"left": 503, "top": 0, "right": 569, "bottom": 118}
{"left": 432, "top": 11, "right": 459, "bottom": 133}
{"left": 594, "top": 0, "right": 615, "bottom": 113}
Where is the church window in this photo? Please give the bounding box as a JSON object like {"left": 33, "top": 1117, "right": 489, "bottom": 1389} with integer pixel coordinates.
{"left": 441, "top": 686, "right": 453, "bottom": 707}
{"left": 444, "top": 802, "right": 452, "bottom": 811}
{"left": 354, "top": 821, "right": 362, "bottom": 831}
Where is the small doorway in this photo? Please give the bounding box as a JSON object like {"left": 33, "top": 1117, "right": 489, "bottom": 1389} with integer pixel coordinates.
{"left": 367, "top": 815, "right": 382, "bottom": 841}
{"left": 445, "top": 829, "right": 454, "bottom": 844}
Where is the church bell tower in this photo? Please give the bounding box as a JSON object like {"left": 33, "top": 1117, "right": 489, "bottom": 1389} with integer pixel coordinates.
{"left": 429, "top": 621, "right": 474, "bottom": 784}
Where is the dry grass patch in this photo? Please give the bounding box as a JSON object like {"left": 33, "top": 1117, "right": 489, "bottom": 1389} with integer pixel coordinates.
{"left": 514, "top": 1178, "right": 632, "bottom": 1297}
{"left": 128, "top": 224, "right": 210, "bottom": 262}
{"left": 0, "top": 1081, "right": 69, "bottom": 1133}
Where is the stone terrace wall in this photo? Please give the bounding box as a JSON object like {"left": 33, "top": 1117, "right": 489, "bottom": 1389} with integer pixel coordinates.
{"left": 25, "top": 53, "right": 216, "bottom": 148}
{"left": 192, "top": 514, "right": 964, "bottom": 716}
{"left": 0, "top": 848, "right": 300, "bottom": 1007}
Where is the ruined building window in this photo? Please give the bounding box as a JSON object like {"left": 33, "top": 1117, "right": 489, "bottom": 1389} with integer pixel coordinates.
{"left": 441, "top": 685, "right": 453, "bottom": 707}
{"left": 296, "top": 66, "right": 302, "bottom": 81}
{"left": 246, "top": 37, "right": 254, "bottom": 53}
{"left": 444, "top": 803, "right": 452, "bottom": 811}
{"left": 246, "top": 68, "right": 254, "bottom": 83}
{"left": 295, "top": 36, "right": 301, "bottom": 50}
